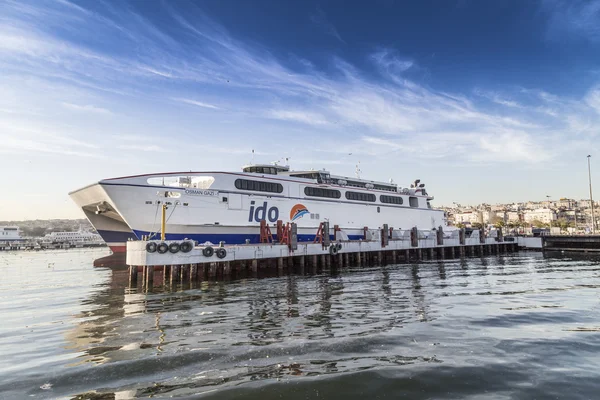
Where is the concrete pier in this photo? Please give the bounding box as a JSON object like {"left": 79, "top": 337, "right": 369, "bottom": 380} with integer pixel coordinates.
{"left": 126, "top": 226, "right": 520, "bottom": 290}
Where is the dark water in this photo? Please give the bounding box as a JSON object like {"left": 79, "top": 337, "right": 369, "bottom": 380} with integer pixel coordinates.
{"left": 1, "top": 249, "right": 600, "bottom": 399}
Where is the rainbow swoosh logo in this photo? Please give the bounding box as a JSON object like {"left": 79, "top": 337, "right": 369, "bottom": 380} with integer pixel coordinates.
{"left": 290, "top": 204, "right": 309, "bottom": 221}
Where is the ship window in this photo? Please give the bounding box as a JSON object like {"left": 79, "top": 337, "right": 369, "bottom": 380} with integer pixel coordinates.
{"left": 345, "top": 191, "right": 376, "bottom": 202}
{"left": 304, "top": 187, "right": 341, "bottom": 199}
{"left": 380, "top": 195, "right": 404, "bottom": 205}
{"left": 377, "top": 206, "right": 380, "bottom": 213}
{"left": 222, "top": 196, "right": 228, "bottom": 203}
{"left": 409, "top": 197, "right": 419, "bottom": 207}
{"left": 234, "top": 179, "right": 283, "bottom": 193}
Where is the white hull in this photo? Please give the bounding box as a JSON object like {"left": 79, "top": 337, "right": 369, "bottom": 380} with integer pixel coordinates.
{"left": 70, "top": 170, "right": 446, "bottom": 251}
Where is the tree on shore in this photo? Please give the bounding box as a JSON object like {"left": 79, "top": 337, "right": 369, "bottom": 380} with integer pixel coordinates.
{"left": 530, "top": 219, "right": 545, "bottom": 228}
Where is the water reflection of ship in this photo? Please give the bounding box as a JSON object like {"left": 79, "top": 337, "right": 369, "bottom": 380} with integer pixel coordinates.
{"left": 64, "top": 262, "right": 438, "bottom": 397}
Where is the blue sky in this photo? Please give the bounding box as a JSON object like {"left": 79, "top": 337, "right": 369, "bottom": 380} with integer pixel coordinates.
{"left": 1, "top": 0, "right": 600, "bottom": 219}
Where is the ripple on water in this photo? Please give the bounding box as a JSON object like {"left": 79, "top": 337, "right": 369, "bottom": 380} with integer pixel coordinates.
{"left": 1, "top": 251, "right": 600, "bottom": 399}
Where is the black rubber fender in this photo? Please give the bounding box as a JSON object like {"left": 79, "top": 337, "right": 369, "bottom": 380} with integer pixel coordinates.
{"left": 215, "top": 248, "right": 227, "bottom": 259}
{"left": 202, "top": 246, "right": 214, "bottom": 257}
{"left": 336, "top": 243, "right": 342, "bottom": 250}
{"left": 180, "top": 241, "right": 193, "bottom": 253}
{"left": 157, "top": 242, "right": 169, "bottom": 254}
{"left": 168, "top": 242, "right": 180, "bottom": 254}
{"left": 146, "top": 242, "right": 157, "bottom": 253}
{"left": 329, "top": 245, "right": 338, "bottom": 255}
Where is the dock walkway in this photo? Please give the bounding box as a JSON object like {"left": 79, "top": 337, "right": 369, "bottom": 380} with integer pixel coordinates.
{"left": 126, "top": 224, "right": 518, "bottom": 290}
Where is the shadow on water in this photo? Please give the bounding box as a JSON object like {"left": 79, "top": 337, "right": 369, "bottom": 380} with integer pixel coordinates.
{"left": 3, "top": 250, "right": 600, "bottom": 399}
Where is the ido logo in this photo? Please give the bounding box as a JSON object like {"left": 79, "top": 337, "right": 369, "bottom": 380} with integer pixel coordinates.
{"left": 248, "top": 201, "right": 279, "bottom": 223}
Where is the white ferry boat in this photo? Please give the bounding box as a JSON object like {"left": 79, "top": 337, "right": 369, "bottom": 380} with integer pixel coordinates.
{"left": 0, "top": 226, "right": 25, "bottom": 242}
{"left": 70, "top": 164, "right": 446, "bottom": 253}
{"left": 41, "top": 230, "right": 104, "bottom": 246}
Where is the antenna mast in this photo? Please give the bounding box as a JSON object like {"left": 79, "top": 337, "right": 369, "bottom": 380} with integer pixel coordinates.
{"left": 355, "top": 161, "right": 362, "bottom": 179}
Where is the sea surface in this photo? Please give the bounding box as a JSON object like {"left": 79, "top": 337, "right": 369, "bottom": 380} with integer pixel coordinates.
{"left": 1, "top": 249, "right": 600, "bottom": 399}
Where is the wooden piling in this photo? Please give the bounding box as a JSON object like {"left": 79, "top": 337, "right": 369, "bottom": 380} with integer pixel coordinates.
{"left": 168, "top": 265, "right": 176, "bottom": 286}
{"left": 163, "top": 265, "right": 170, "bottom": 285}
{"left": 209, "top": 262, "right": 217, "bottom": 278}
{"left": 145, "top": 266, "right": 154, "bottom": 289}
{"left": 180, "top": 265, "right": 187, "bottom": 282}
{"left": 128, "top": 265, "right": 138, "bottom": 286}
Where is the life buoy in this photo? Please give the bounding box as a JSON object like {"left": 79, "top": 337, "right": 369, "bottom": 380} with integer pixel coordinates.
{"left": 146, "top": 242, "right": 157, "bottom": 253}
{"left": 180, "top": 241, "right": 193, "bottom": 253}
{"left": 329, "top": 245, "right": 338, "bottom": 255}
{"left": 215, "top": 248, "right": 227, "bottom": 259}
{"left": 157, "top": 242, "right": 169, "bottom": 254}
{"left": 202, "top": 246, "right": 214, "bottom": 257}
{"left": 168, "top": 242, "right": 180, "bottom": 253}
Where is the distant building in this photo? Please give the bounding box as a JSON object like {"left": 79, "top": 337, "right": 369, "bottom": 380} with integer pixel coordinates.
{"left": 577, "top": 200, "right": 600, "bottom": 208}
{"left": 526, "top": 201, "right": 544, "bottom": 210}
{"left": 455, "top": 211, "right": 483, "bottom": 225}
{"left": 556, "top": 198, "right": 576, "bottom": 209}
{"left": 523, "top": 208, "right": 556, "bottom": 224}
{"left": 506, "top": 211, "right": 521, "bottom": 222}
{"left": 482, "top": 210, "right": 500, "bottom": 224}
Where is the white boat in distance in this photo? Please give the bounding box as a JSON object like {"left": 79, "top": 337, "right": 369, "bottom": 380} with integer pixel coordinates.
{"left": 70, "top": 164, "right": 446, "bottom": 253}
{"left": 40, "top": 230, "right": 103, "bottom": 245}
{"left": 0, "top": 226, "right": 25, "bottom": 242}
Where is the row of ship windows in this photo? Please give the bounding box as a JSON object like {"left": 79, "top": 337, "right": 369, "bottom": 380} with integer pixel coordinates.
{"left": 230, "top": 178, "right": 420, "bottom": 206}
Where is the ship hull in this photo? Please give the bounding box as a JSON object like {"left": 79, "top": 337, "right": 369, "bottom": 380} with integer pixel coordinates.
{"left": 70, "top": 171, "right": 446, "bottom": 251}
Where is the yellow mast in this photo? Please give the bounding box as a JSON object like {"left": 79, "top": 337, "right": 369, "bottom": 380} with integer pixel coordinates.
{"left": 161, "top": 204, "right": 167, "bottom": 241}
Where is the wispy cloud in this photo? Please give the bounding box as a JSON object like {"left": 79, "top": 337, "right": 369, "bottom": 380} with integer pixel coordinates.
{"left": 542, "top": 0, "right": 600, "bottom": 41}
{"left": 117, "top": 144, "right": 171, "bottom": 152}
{"left": 173, "top": 98, "right": 220, "bottom": 110}
{"left": 474, "top": 89, "right": 523, "bottom": 108}
{"left": 370, "top": 48, "right": 415, "bottom": 83}
{"left": 310, "top": 7, "right": 345, "bottom": 44}
{"left": 62, "top": 102, "right": 112, "bottom": 114}
{"left": 0, "top": 0, "right": 598, "bottom": 170}
{"left": 266, "top": 109, "right": 331, "bottom": 126}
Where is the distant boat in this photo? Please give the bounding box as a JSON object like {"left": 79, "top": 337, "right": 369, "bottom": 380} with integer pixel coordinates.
{"left": 40, "top": 230, "right": 104, "bottom": 246}
{"left": 0, "top": 226, "right": 25, "bottom": 242}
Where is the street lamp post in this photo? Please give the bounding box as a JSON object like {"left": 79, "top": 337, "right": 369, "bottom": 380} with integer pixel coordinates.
{"left": 588, "top": 155, "right": 596, "bottom": 234}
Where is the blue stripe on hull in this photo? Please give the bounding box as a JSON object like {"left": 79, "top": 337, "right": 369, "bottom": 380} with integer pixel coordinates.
{"left": 131, "top": 229, "right": 364, "bottom": 244}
